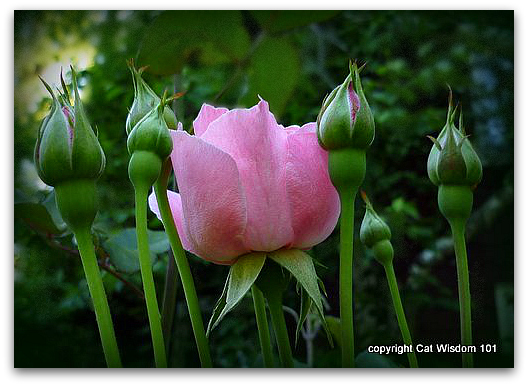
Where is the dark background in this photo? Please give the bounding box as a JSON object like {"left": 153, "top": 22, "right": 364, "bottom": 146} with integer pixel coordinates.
{"left": 14, "top": 10, "right": 513, "bottom": 368}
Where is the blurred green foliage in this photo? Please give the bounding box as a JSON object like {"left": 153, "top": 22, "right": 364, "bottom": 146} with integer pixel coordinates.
{"left": 14, "top": 10, "right": 513, "bottom": 368}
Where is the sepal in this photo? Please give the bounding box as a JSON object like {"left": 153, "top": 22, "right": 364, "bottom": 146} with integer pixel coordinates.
{"left": 206, "top": 252, "right": 267, "bottom": 335}
{"left": 268, "top": 249, "right": 333, "bottom": 347}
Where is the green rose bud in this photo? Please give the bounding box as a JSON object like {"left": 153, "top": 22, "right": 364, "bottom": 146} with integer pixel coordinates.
{"left": 127, "top": 96, "right": 173, "bottom": 160}
{"left": 35, "top": 67, "right": 105, "bottom": 187}
{"left": 125, "top": 59, "right": 178, "bottom": 134}
{"left": 34, "top": 67, "right": 106, "bottom": 231}
{"left": 427, "top": 93, "right": 482, "bottom": 188}
{"left": 359, "top": 192, "right": 393, "bottom": 266}
{"left": 317, "top": 61, "right": 375, "bottom": 151}
{"left": 127, "top": 93, "right": 174, "bottom": 190}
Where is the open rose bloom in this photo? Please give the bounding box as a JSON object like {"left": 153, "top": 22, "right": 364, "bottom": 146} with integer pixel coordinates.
{"left": 149, "top": 99, "right": 340, "bottom": 265}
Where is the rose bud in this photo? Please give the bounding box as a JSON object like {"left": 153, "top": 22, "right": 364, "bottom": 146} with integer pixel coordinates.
{"left": 34, "top": 67, "right": 106, "bottom": 230}
{"left": 35, "top": 69, "right": 105, "bottom": 187}
{"left": 427, "top": 98, "right": 482, "bottom": 188}
{"left": 317, "top": 61, "right": 375, "bottom": 151}
{"left": 127, "top": 93, "right": 174, "bottom": 190}
{"left": 359, "top": 192, "right": 393, "bottom": 266}
{"left": 125, "top": 59, "right": 177, "bottom": 135}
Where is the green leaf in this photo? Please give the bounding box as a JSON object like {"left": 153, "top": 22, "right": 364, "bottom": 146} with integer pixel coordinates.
{"left": 138, "top": 10, "right": 251, "bottom": 75}
{"left": 269, "top": 249, "right": 332, "bottom": 346}
{"left": 355, "top": 350, "right": 400, "bottom": 368}
{"left": 240, "top": 36, "right": 300, "bottom": 116}
{"left": 250, "top": 11, "right": 340, "bottom": 34}
{"left": 148, "top": 230, "right": 170, "bottom": 254}
{"left": 207, "top": 252, "right": 266, "bottom": 335}
{"left": 103, "top": 228, "right": 166, "bottom": 274}
{"left": 42, "top": 190, "right": 67, "bottom": 232}
{"left": 15, "top": 202, "right": 63, "bottom": 235}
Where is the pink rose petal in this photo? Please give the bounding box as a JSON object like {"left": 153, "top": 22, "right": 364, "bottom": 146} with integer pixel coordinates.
{"left": 284, "top": 128, "right": 340, "bottom": 248}
{"left": 193, "top": 104, "right": 229, "bottom": 137}
{"left": 170, "top": 130, "right": 249, "bottom": 263}
{"left": 201, "top": 100, "right": 295, "bottom": 251}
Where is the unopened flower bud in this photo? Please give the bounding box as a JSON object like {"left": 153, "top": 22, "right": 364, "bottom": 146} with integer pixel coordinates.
{"left": 427, "top": 94, "right": 482, "bottom": 188}
{"left": 127, "top": 97, "right": 173, "bottom": 159}
{"left": 34, "top": 67, "right": 106, "bottom": 231}
{"left": 359, "top": 192, "right": 393, "bottom": 266}
{"left": 126, "top": 60, "right": 177, "bottom": 134}
{"left": 127, "top": 94, "right": 174, "bottom": 189}
{"left": 35, "top": 67, "right": 105, "bottom": 187}
{"left": 317, "top": 61, "right": 375, "bottom": 151}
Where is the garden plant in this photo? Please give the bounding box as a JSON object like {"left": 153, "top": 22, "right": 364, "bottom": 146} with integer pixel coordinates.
{"left": 14, "top": 10, "right": 513, "bottom": 368}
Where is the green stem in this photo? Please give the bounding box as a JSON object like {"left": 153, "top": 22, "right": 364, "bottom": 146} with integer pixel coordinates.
{"left": 339, "top": 190, "right": 356, "bottom": 367}
{"left": 75, "top": 227, "right": 122, "bottom": 368}
{"left": 154, "top": 178, "right": 213, "bottom": 368}
{"left": 251, "top": 285, "right": 274, "bottom": 368}
{"left": 383, "top": 263, "right": 419, "bottom": 368}
{"left": 450, "top": 220, "right": 474, "bottom": 368}
{"left": 161, "top": 250, "right": 179, "bottom": 354}
{"left": 267, "top": 292, "right": 294, "bottom": 368}
{"left": 134, "top": 187, "right": 167, "bottom": 368}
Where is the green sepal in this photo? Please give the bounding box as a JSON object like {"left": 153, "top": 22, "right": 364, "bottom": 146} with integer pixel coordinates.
{"left": 325, "top": 315, "right": 341, "bottom": 348}
{"left": 206, "top": 252, "right": 267, "bottom": 336}
{"left": 70, "top": 66, "right": 106, "bottom": 181}
{"left": 295, "top": 287, "right": 312, "bottom": 346}
{"left": 34, "top": 79, "right": 73, "bottom": 185}
{"left": 269, "top": 249, "right": 333, "bottom": 347}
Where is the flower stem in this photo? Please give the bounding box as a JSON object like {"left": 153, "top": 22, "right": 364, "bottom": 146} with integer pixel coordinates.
{"left": 339, "top": 189, "right": 356, "bottom": 367}
{"left": 161, "top": 251, "right": 179, "bottom": 354}
{"left": 134, "top": 186, "right": 167, "bottom": 368}
{"left": 450, "top": 220, "right": 474, "bottom": 368}
{"left": 251, "top": 285, "right": 274, "bottom": 368}
{"left": 267, "top": 292, "right": 294, "bottom": 368}
{"left": 74, "top": 227, "right": 122, "bottom": 368}
{"left": 154, "top": 175, "right": 212, "bottom": 368}
{"left": 383, "top": 263, "right": 418, "bottom": 368}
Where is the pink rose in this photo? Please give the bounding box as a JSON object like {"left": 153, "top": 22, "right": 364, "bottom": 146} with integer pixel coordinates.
{"left": 149, "top": 99, "right": 340, "bottom": 265}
